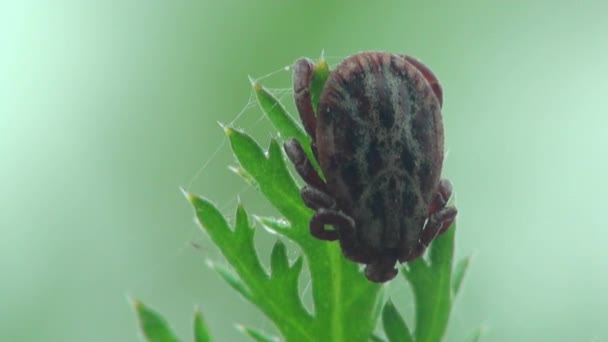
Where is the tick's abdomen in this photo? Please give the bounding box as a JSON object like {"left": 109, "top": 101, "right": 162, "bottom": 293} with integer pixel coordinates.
{"left": 316, "top": 52, "right": 444, "bottom": 252}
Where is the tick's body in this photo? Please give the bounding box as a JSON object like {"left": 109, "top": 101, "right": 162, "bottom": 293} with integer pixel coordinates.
{"left": 285, "top": 52, "right": 457, "bottom": 282}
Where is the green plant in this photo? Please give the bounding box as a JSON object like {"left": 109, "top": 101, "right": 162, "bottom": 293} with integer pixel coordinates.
{"left": 133, "top": 57, "right": 470, "bottom": 342}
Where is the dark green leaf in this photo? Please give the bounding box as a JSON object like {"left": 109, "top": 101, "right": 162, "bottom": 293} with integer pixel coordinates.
{"left": 382, "top": 300, "right": 413, "bottom": 342}
{"left": 270, "top": 240, "right": 289, "bottom": 275}
{"left": 132, "top": 300, "right": 180, "bottom": 342}
{"left": 193, "top": 309, "right": 211, "bottom": 342}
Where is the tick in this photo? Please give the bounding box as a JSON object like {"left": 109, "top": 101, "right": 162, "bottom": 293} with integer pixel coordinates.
{"left": 284, "top": 51, "right": 457, "bottom": 283}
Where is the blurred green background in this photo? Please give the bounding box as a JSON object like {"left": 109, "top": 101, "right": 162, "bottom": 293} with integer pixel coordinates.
{"left": 2, "top": 1, "right": 607, "bottom": 341}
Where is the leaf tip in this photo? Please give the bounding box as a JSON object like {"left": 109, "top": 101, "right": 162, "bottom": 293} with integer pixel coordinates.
{"left": 131, "top": 298, "right": 142, "bottom": 310}
{"left": 129, "top": 297, "right": 149, "bottom": 315}
{"left": 249, "top": 76, "right": 262, "bottom": 91}
{"left": 180, "top": 187, "right": 196, "bottom": 202}
{"left": 223, "top": 125, "right": 234, "bottom": 137}
{"left": 235, "top": 203, "right": 249, "bottom": 227}
{"left": 313, "top": 57, "right": 329, "bottom": 74}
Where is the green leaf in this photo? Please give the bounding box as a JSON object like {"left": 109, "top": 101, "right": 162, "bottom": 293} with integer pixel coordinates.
{"left": 251, "top": 81, "right": 310, "bottom": 144}
{"left": 382, "top": 300, "right": 413, "bottom": 342}
{"left": 224, "top": 128, "right": 306, "bottom": 232}
{"left": 132, "top": 300, "right": 180, "bottom": 342}
{"left": 402, "top": 222, "right": 457, "bottom": 342}
{"left": 452, "top": 255, "right": 471, "bottom": 296}
{"left": 186, "top": 194, "right": 314, "bottom": 341}
{"left": 236, "top": 325, "right": 279, "bottom": 342}
{"left": 251, "top": 80, "right": 308, "bottom": 145}
{"left": 193, "top": 309, "right": 211, "bottom": 342}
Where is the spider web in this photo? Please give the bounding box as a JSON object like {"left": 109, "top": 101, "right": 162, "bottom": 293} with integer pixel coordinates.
{"left": 127, "top": 60, "right": 314, "bottom": 335}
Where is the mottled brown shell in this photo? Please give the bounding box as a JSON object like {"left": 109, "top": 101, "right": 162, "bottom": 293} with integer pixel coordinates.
{"left": 315, "top": 52, "right": 444, "bottom": 255}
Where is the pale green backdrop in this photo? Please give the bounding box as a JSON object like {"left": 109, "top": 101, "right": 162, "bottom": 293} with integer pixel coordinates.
{"left": 2, "top": 1, "right": 607, "bottom": 341}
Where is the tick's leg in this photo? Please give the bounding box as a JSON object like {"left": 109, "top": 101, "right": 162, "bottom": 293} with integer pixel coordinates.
{"left": 293, "top": 58, "right": 317, "bottom": 140}
{"left": 301, "top": 185, "right": 335, "bottom": 210}
{"left": 309, "top": 208, "right": 354, "bottom": 241}
{"left": 364, "top": 255, "right": 398, "bottom": 283}
{"left": 400, "top": 179, "right": 457, "bottom": 262}
{"left": 428, "top": 179, "right": 455, "bottom": 232}
{"left": 421, "top": 205, "right": 457, "bottom": 246}
{"left": 284, "top": 137, "right": 326, "bottom": 191}
{"left": 310, "top": 206, "right": 372, "bottom": 265}
{"left": 401, "top": 204, "right": 457, "bottom": 262}
{"left": 400, "top": 55, "right": 443, "bottom": 108}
